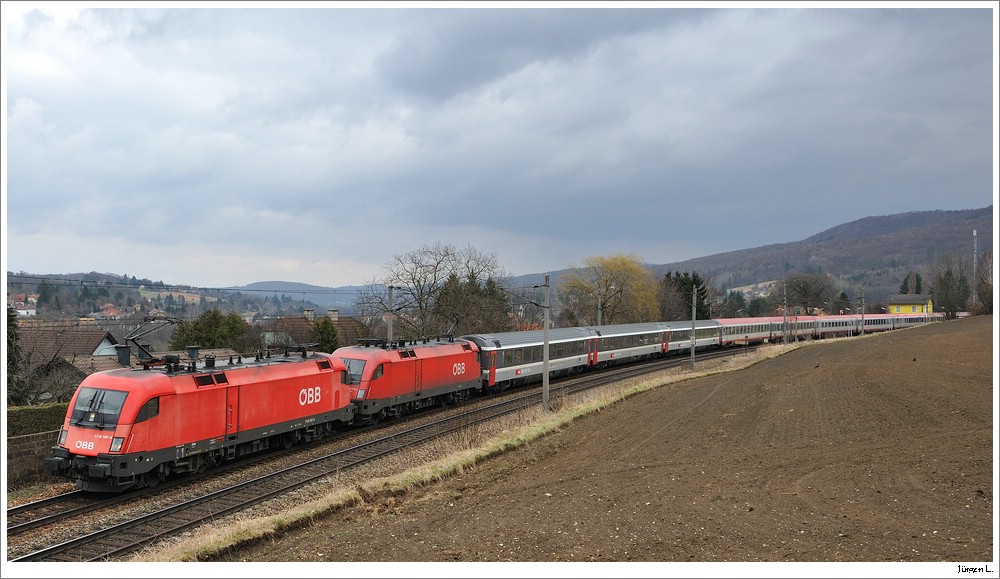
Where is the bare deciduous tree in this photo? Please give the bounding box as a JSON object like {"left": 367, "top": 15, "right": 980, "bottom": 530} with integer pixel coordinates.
{"left": 783, "top": 273, "right": 835, "bottom": 314}
{"left": 354, "top": 242, "right": 508, "bottom": 339}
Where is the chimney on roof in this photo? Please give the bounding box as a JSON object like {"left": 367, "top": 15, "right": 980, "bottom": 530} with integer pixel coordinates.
{"left": 115, "top": 344, "right": 131, "bottom": 367}
{"left": 326, "top": 309, "right": 339, "bottom": 322}
{"left": 304, "top": 308, "right": 315, "bottom": 321}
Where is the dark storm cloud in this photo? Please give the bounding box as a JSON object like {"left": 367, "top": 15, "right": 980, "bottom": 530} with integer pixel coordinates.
{"left": 373, "top": 9, "right": 701, "bottom": 102}
{"left": 4, "top": 4, "right": 994, "bottom": 287}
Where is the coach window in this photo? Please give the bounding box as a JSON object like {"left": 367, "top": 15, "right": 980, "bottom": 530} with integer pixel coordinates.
{"left": 136, "top": 397, "right": 160, "bottom": 423}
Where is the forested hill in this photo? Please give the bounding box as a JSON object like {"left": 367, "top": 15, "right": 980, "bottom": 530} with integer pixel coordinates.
{"left": 646, "top": 206, "right": 993, "bottom": 298}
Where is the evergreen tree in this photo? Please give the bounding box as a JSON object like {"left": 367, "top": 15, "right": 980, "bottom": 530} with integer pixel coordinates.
{"left": 659, "top": 271, "right": 710, "bottom": 321}
{"left": 36, "top": 280, "right": 55, "bottom": 307}
{"left": 931, "top": 254, "right": 970, "bottom": 319}
{"left": 312, "top": 317, "right": 340, "bottom": 353}
{"left": 899, "top": 271, "right": 923, "bottom": 294}
{"left": 717, "top": 290, "right": 748, "bottom": 318}
{"left": 6, "top": 305, "right": 32, "bottom": 406}
{"left": 169, "top": 309, "right": 252, "bottom": 350}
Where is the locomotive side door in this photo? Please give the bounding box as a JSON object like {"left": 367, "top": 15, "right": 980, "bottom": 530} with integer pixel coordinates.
{"left": 413, "top": 359, "right": 422, "bottom": 396}
{"left": 226, "top": 386, "right": 239, "bottom": 439}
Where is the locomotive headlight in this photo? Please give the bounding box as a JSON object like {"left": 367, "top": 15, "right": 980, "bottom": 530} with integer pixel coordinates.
{"left": 357, "top": 389, "right": 366, "bottom": 400}
{"left": 57, "top": 429, "right": 67, "bottom": 446}
{"left": 110, "top": 437, "right": 125, "bottom": 453}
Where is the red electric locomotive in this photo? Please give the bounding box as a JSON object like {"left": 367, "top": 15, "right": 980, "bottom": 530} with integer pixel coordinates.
{"left": 43, "top": 347, "right": 355, "bottom": 492}
{"left": 333, "top": 337, "right": 482, "bottom": 423}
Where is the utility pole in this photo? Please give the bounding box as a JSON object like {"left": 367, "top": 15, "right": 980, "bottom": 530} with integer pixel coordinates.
{"left": 782, "top": 281, "right": 788, "bottom": 345}
{"left": 972, "top": 229, "right": 978, "bottom": 309}
{"left": 859, "top": 289, "right": 865, "bottom": 336}
{"left": 386, "top": 285, "right": 394, "bottom": 343}
{"left": 542, "top": 274, "right": 550, "bottom": 411}
{"left": 690, "top": 288, "right": 696, "bottom": 372}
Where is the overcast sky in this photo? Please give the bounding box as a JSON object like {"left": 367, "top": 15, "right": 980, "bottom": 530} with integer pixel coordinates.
{"left": 3, "top": 3, "right": 997, "bottom": 290}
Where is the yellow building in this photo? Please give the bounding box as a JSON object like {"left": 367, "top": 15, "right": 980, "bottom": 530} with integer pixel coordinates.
{"left": 887, "top": 294, "right": 933, "bottom": 314}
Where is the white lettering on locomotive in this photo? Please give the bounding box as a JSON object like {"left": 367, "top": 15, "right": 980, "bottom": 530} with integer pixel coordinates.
{"left": 452, "top": 363, "right": 466, "bottom": 376}
{"left": 298, "top": 386, "right": 322, "bottom": 406}
{"left": 74, "top": 440, "right": 95, "bottom": 451}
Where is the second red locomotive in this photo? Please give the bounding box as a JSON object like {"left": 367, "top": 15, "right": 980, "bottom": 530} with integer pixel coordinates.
{"left": 333, "top": 337, "right": 482, "bottom": 423}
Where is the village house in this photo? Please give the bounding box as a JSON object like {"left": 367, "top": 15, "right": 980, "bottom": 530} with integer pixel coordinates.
{"left": 886, "top": 294, "right": 934, "bottom": 314}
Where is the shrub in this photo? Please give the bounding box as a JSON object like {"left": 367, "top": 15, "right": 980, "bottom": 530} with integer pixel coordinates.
{"left": 7, "top": 403, "right": 68, "bottom": 437}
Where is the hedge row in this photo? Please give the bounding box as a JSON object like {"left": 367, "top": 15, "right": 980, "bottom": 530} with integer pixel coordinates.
{"left": 7, "top": 403, "right": 68, "bottom": 437}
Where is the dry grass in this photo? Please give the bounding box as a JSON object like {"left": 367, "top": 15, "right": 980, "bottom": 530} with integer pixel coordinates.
{"left": 6, "top": 480, "right": 76, "bottom": 506}
{"left": 129, "top": 341, "right": 809, "bottom": 562}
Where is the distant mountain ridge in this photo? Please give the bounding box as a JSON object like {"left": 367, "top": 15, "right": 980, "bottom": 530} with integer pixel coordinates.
{"left": 12, "top": 207, "right": 991, "bottom": 312}
{"left": 644, "top": 206, "right": 992, "bottom": 300}
{"left": 224, "top": 281, "right": 365, "bottom": 312}
{"left": 243, "top": 207, "right": 991, "bottom": 309}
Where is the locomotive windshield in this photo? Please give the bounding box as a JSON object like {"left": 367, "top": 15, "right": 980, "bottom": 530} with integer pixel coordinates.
{"left": 341, "top": 358, "right": 367, "bottom": 384}
{"left": 69, "top": 387, "right": 128, "bottom": 429}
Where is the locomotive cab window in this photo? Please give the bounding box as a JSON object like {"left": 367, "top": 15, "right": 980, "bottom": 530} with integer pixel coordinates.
{"left": 70, "top": 387, "right": 128, "bottom": 429}
{"left": 136, "top": 397, "right": 160, "bottom": 423}
{"left": 372, "top": 364, "right": 384, "bottom": 380}
{"left": 342, "top": 358, "right": 367, "bottom": 384}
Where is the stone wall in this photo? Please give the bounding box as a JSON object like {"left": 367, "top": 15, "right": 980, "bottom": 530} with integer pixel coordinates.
{"left": 7, "top": 430, "right": 59, "bottom": 487}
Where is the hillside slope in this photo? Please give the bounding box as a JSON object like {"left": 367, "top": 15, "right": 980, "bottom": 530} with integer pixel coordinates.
{"left": 646, "top": 206, "right": 992, "bottom": 297}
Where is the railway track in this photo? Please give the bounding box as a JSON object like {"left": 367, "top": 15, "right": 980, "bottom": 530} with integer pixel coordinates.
{"left": 6, "top": 491, "right": 108, "bottom": 535}
{"left": 5, "top": 423, "right": 379, "bottom": 538}
{"left": 10, "top": 347, "right": 747, "bottom": 562}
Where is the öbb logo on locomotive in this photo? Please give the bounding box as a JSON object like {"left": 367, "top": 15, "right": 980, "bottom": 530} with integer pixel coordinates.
{"left": 42, "top": 313, "right": 940, "bottom": 492}
{"left": 298, "top": 386, "right": 322, "bottom": 406}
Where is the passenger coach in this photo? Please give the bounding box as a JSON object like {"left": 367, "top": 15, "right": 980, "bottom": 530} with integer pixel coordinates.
{"left": 462, "top": 327, "right": 596, "bottom": 390}
{"left": 665, "top": 319, "right": 722, "bottom": 352}
{"left": 584, "top": 322, "right": 671, "bottom": 367}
